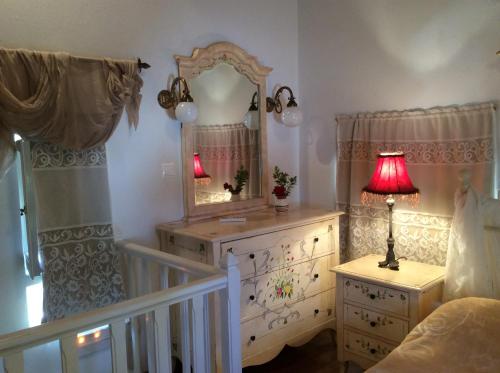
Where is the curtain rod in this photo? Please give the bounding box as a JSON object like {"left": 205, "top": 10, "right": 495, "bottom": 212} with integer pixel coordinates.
{"left": 137, "top": 58, "right": 151, "bottom": 72}
{"left": 1, "top": 47, "right": 151, "bottom": 72}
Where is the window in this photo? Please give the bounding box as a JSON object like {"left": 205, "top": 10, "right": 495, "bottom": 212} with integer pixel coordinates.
{"left": 15, "top": 137, "right": 41, "bottom": 278}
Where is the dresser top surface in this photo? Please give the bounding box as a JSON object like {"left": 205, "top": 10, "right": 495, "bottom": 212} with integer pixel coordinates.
{"left": 331, "top": 254, "right": 445, "bottom": 290}
{"left": 157, "top": 207, "right": 343, "bottom": 242}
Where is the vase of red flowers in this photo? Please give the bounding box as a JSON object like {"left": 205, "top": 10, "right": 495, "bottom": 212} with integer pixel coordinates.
{"left": 272, "top": 166, "right": 297, "bottom": 213}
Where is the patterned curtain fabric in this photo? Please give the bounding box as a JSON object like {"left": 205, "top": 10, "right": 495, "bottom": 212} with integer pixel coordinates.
{"left": 30, "top": 142, "right": 124, "bottom": 321}
{"left": 194, "top": 123, "right": 261, "bottom": 204}
{"left": 336, "top": 102, "right": 496, "bottom": 266}
{"left": 0, "top": 48, "right": 143, "bottom": 179}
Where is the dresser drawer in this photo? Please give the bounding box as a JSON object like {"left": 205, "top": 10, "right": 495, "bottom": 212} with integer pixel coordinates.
{"left": 343, "top": 278, "right": 409, "bottom": 317}
{"left": 344, "top": 329, "right": 396, "bottom": 362}
{"left": 344, "top": 304, "right": 408, "bottom": 343}
{"left": 241, "top": 254, "right": 336, "bottom": 320}
{"left": 241, "top": 288, "right": 335, "bottom": 358}
{"left": 221, "top": 220, "right": 336, "bottom": 279}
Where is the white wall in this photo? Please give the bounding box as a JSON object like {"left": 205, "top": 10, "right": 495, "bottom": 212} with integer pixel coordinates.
{"left": 0, "top": 0, "right": 300, "bottom": 247}
{"left": 298, "top": 0, "right": 500, "bottom": 207}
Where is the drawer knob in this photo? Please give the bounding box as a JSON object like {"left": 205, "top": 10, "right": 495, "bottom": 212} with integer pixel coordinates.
{"left": 249, "top": 295, "right": 255, "bottom": 301}
{"left": 369, "top": 294, "right": 376, "bottom": 300}
{"left": 370, "top": 321, "right": 377, "bottom": 327}
{"left": 370, "top": 348, "right": 376, "bottom": 354}
{"left": 250, "top": 335, "right": 256, "bottom": 342}
{"left": 249, "top": 253, "right": 255, "bottom": 259}
{"left": 314, "top": 237, "right": 319, "bottom": 243}
{"left": 314, "top": 309, "right": 319, "bottom": 314}
{"left": 313, "top": 273, "right": 319, "bottom": 279}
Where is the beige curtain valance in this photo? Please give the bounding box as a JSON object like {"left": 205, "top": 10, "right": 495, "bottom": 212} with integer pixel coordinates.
{"left": 0, "top": 48, "right": 143, "bottom": 178}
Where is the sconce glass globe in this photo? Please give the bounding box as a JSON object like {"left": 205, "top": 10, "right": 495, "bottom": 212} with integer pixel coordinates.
{"left": 243, "top": 110, "right": 259, "bottom": 130}
{"left": 281, "top": 106, "right": 303, "bottom": 127}
{"left": 175, "top": 101, "right": 198, "bottom": 123}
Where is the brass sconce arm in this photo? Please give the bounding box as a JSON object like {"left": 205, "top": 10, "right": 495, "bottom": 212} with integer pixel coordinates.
{"left": 158, "top": 76, "right": 194, "bottom": 109}
{"left": 266, "top": 86, "right": 298, "bottom": 114}
{"left": 249, "top": 91, "right": 258, "bottom": 111}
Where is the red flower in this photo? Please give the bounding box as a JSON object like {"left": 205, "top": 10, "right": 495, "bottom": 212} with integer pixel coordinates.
{"left": 272, "top": 185, "right": 287, "bottom": 198}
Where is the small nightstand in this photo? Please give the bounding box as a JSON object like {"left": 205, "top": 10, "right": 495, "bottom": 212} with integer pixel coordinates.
{"left": 331, "top": 254, "right": 445, "bottom": 370}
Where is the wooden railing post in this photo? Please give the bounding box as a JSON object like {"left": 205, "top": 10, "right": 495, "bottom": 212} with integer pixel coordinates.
{"left": 4, "top": 351, "right": 24, "bottom": 373}
{"left": 191, "top": 294, "right": 210, "bottom": 373}
{"left": 218, "top": 253, "right": 241, "bottom": 373}
{"left": 155, "top": 266, "right": 173, "bottom": 372}
{"left": 110, "top": 320, "right": 127, "bottom": 373}
{"left": 60, "top": 333, "right": 79, "bottom": 373}
{"left": 177, "top": 272, "right": 191, "bottom": 373}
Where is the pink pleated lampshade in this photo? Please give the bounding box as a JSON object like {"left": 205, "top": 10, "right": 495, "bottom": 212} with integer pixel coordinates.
{"left": 363, "top": 152, "right": 418, "bottom": 195}
{"left": 193, "top": 153, "right": 211, "bottom": 185}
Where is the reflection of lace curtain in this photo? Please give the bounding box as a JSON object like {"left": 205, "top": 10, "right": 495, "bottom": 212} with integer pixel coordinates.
{"left": 444, "top": 188, "right": 500, "bottom": 300}
{"left": 30, "top": 142, "right": 124, "bottom": 321}
{"left": 194, "top": 123, "right": 260, "bottom": 203}
{"left": 336, "top": 103, "right": 496, "bottom": 265}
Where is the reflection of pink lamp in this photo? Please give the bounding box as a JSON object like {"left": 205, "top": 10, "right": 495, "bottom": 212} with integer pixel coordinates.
{"left": 361, "top": 152, "right": 419, "bottom": 271}
{"left": 193, "top": 153, "right": 211, "bottom": 185}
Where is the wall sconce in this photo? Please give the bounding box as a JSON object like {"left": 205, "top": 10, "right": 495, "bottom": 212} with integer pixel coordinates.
{"left": 243, "top": 91, "right": 259, "bottom": 129}
{"left": 266, "top": 86, "right": 303, "bottom": 127}
{"left": 158, "top": 76, "right": 198, "bottom": 123}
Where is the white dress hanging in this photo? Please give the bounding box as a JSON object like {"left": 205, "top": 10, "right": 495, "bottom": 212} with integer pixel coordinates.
{"left": 444, "top": 176, "right": 500, "bottom": 301}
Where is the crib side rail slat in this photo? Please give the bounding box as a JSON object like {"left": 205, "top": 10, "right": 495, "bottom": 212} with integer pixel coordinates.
{"left": 3, "top": 351, "right": 24, "bottom": 373}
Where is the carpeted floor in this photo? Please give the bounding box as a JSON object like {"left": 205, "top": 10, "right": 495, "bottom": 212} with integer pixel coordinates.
{"left": 242, "top": 330, "right": 363, "bottom": 373}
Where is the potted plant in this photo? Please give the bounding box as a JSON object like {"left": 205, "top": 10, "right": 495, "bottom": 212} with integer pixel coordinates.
{"left": 272, "top": 166, "right": 297, "bottom": 212}
{"left": 223, "top": 165, "right": 249, "bottom": 201}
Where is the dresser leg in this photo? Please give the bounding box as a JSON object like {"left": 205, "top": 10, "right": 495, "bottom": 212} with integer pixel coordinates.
{"left": 338, "top": 360, "right": 349, "bottom": 373}
{"left": 328, "top": 328, "right": 336, "bottom": 345}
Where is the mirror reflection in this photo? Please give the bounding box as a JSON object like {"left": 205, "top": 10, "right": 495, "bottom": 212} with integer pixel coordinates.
{"left": 189, "top": 63, "right": 262, "bottom": 206}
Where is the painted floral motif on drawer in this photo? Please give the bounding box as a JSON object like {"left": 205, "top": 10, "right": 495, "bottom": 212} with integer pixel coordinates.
{"left": 241, "top": 246, "right": 335, "bottom": 325}
{"left": 270, "top": 244, "right": 298, "bottom": 300}
{"left": 232, "top": 224, "right": 334, "bottom": 280}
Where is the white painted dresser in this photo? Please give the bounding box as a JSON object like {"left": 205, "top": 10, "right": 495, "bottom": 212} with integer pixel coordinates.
{"left": 332, "top": 255, "right": 445, "bottom": 370}
{"left": 157, "top": 207, "right": 342, "bottom": 369}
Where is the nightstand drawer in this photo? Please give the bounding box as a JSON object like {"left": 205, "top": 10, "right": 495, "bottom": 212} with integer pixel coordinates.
{"left": 343, "top": 278, "right": 409, "bottom": 317}
{"left": 344, "top": 329, "right": 396, "bottom": 362}
{"left": 221, "top": 221, "right": 335, "bottom": 279}
{"left": 344, "top": 304, "right": 408, "bottom": 342}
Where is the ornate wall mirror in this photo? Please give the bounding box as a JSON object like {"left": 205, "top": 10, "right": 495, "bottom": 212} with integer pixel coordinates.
{"left": 178, "top": 42, "right": 272, "bottom": 220}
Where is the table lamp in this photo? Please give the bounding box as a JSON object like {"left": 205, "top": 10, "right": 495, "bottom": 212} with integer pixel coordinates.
{"left": 193, "top": 153, "right": 211, "bottom": 185}
{"left": 361, "top": 152, "right": 419, "bottom": 270}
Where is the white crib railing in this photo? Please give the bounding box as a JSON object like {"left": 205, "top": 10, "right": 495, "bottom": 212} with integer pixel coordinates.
{"left": 0, "top": 241, "right": 241, "bottom": 373}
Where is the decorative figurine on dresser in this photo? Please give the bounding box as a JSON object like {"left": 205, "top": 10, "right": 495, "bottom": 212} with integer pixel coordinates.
{"left": 331, "top": 255, "right": 445, "bottom": 370}
{"left": 156, "top": 41, "right": 343, "bottom": 371}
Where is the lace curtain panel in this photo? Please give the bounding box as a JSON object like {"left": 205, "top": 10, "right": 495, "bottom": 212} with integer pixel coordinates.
{"left": 0, "top": 48, "right": 143, "bottom": 179}
{"left": 336, "top": 102, "right": 496, "bottom": 266}
{"left": 445, "top": 187, "right": 500, "bottom": 300}
{"left": 31, "top": 142, "right": 124, "bottom": 321}
{"left": 194, "top": 123, "right": 261, "bottom": 204}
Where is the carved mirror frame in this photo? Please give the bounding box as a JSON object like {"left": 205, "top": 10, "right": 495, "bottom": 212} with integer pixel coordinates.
{"left": 178, "top": 42, "right": 272, "bottom": 221}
